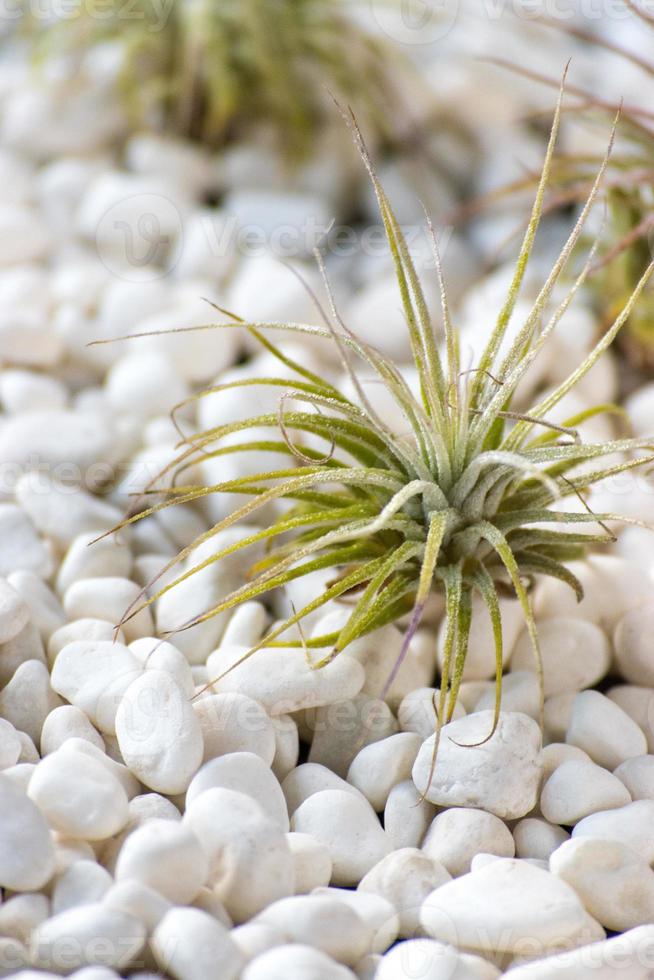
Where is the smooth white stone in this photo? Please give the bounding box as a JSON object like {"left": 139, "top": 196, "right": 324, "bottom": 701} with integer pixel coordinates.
{"left": 359, "top": 848, "right": 452, "bottom": 938}
{"left": 291, "top": 789, "right": 392, "bottom": 887}
{"left": 607, "top": 685, "right": 654, "bottom": 753}
{"left": 0, "top": 659, "right": 61, "bottom": 745}
{"left": 52, "top": 839, "right": 96, "bottom": 875}
{"left": 57, "top": 533, "right": 132, "bottom": 595}
{"left": 534, "top": 555, "right": 654, "bottom": 631}
{"left": 0, "top": 717, "right": 21, "bottom": 770}
{"left": 541, "top": 743, "right": 592, "bottom": 780}
{"left": 312, "top": 887, "right": 399, "bottom": 956}
{"left": 307, "top": 694, "right": 398, "bottom": 777}
{"left": 512, "top": 617, "right": 611, "bottom": 697}
{"left": 0, "top": 205, "right": 51, "bottom": 266}
{"left": 572, "top": 801, "right": 654, "bottom": 862}
{"left": 437, "top": 595, "right": 523, "bottom": 681}
{"left": 375, "top": 938, "right": 492, "bottom": 980}
{"left": 99, "top": 792, "right": 181, "bottom": 874}
{"left": 103, "top": 880, "right": 171, "bottom": 934}
{"left": 398, "top": 687, "right": 466, "bottom": 740}
{"left": 0, "top": 892, "right": 50, "bottom": 944}
{"left": 192, "top": 692, "right": 276, "bottom": 765}
{"left": 0, "top": 773, "right": 55, "bottom": 890}
{"left": 271, "top": 713, "right": 299, "bottom": 781}
{"left": 0, "top": 579, "right": 29, "bottom": 643}
{"left": 51, "top": 860, "right": 113, "bottom": 915}
{"left": 541, "top": 759, "right": 632, "bottom": 824}
{"left": 191, "top": 887, "right": 232, "bottom": 928}
{"left": 28, "top": 747, "right": 129, "bottom": 841}
{"left": 614, "top": 755, "right": 654, "bottom": 800}
{"left": 566, "top": 690, "right": 647, "bottom": 769}
{"left": 7, "top": 420, "right": 121, "bottom": 493}
{"left": 115, "top": 818, "right": 208, "bottom": 904}
{"left": 183, "top": 787, "right": 294, "bottom": 922}
{"left": 16, "top": 476, "right": 122, "bottom": 548}
{"left": 614, "top": 602, "right": 654, "bottom": 686}
{"left": 16, "top": 731, "right": 39, "bottom": 763}
{"left": 129, "top": 638, "right": 194, "bottom": 698}
{"left": 506, "top": 924, "right": 654, "bottom": 979}
{"left": 544, "top": 692, "right": 577, "bottom": 743}
{"left": 31, "top": 905, "right": 146, "bottom": 973}
{"left": 346, "top": 733, "right": 422, "bottom": 812}
{"left": 0, "top": 621, "right": 46, "bottom": 687}
{"left": 186, "top": 751, "right": 288, "bottom": 830}
{"left": 241, "top": 944, "right": 356, "bottom": 980}
{"left": 105, "top": 352, "right": 188, "bottom": 421}
{"left": 412, "top": 711, "right": 542, "bottom": 819}
{"left": 57, "top": 737, "right": 140, "bottom": 801}
{"left": 115, "top": 670, "right": 203, "bottom": 794}
{"left": 230, "top": 922, "right": 284, "bottom": 962}
{"left": 209, "top": 643, "right": 365, "bottom": 715}
{"left": 51, "top": 640, "right": 142, "bottom": 735}
{"left": 551, "top": 837, "right": 654, "bottom": 932}
{"left": 422, "top": 808, "right": 515, "bottom": 877}
{"left": 473, "top": 671, "right": 540, "bottom": 720}
{"left": 255, "top": 894, "right": 373, "bottom": 966}
{"left": 47, "top": 620, "right": 126, "bottom": 668}
{"left": 282, "top": 763, "right": 365, "bottom": 816}
{"left": 63, "top": 578, "right": 153, "bottom": 643}
{"left": 0, "top": 504, "right": 52, "bottom": 578}
{"left": 151, "top": 907, "right": 243, "bottom": 980}
{"left": 384, "top": 780, "right": 436, "bottom": 850}
{"left": 513, "top": 818, "right": 570, "bottom": 861}
{"left": 421, "top": 858, "right": 603, "bottom": 957}
{"left": 7, "top": 571, "right": 65, "bottom": 641}
{"left": 0, "top": 369, "right": 66, "bottom": 414}
{"left": 286, "top": 832, "right": 332, "bottom": 893}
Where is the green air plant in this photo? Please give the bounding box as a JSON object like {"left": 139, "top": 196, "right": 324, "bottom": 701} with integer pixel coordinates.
{"left": 31, "top": 0, "right": 412, "bottom": 162}
{"left": 481, "top": 4, "right": 654, "bottom": 368}
{"left": 110, "top": 84, "right": 654, "bottom": 775}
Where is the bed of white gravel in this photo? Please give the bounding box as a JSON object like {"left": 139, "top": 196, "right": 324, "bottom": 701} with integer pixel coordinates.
{"left": 3, "top": 16, "right": 654, "bottom": 980}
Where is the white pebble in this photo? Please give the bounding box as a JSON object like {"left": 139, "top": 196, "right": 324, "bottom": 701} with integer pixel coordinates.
{"left": 0, "top": 504, "right": 52, "bottom": 578}
{"left": 151, "top": 907, "right": 243, "bottom": 980}
{"left": 421, "top": 858, "right": 603, "bottom": 957}
{"left": 0, "top": 369, "right": 66, "bottom": 414}
{"left": 242, "top": 944, "right": 356, "bottom": 980}
{"left": 0, "top": 659, "right": 61, "bottom": 745}
{"left": 51, "top": 640, "right": 142, "bottom": 734}
{"left": 255, "top": 894, "right": 373, "bottom": 966}
{"left": 398, "top": 686, "right": 465, "bottom": 741}
{"left": 308, "top": 694, "right": 398, "bottom": 777}
{"left": 15, "top": 475, "right": 122, "bottom": 547}
{"left": 271, "top": 713, "right": 299, "bottom": 781}
{"left": 41, "top": 705, "right": 105, "bottom": 755}
{"left": 286, "top": 832, "right": 332, "bottom": 893}
{"left": 210, "top": 643, "right": 365, "bottom": 714}
{"left": 541, "top": 758, "right": 632, "bottom": 825}
{"left": 572, "top": 800, "right": 654, "bottom": 862}
{"left": 0, "top": 621, "right": 45, "bottom": 686}
{"left": 543, "top": 692, "right": 577, "bottom": 743}
{"left": 129, "top": 637, "right": 194, "bottom": 698}
{"left": 282, "top": 763, "right": 365, "bottom": 816}
{"left": 115, "top": 818, "right": 208, "bottom": 904}
{"left": 0, "top": 718, "right": 21, "bottom": 770}
{"left": 614, "top": 755, "right": 654, "bottom": 800}
{"left": 60, "top": 737, "right": 140, "bottom": 801}
{"left": 541, "top": 742, "right": 591, "bottom": 780}
{"left": 473, "top": 671, "right": 540, "bottom": 719}
{"left": 511, "top": 617, "right": 611, "bottom": 696}
{"left": 51, "top": 860, "right": 113, "bottom": 915}
{"left": 105, "top": 352, "right": 188, "bottom": 420}
{"left": 566, "top": 690, "right": 647, "bottom": 769}
{"left": 0, "top": 578, "right": 29, "bottom": 643}
{"left": 183, "top": 787, "right": 294, "bottom": 922}
{"left": 56, "top": 533, "right": 132, "bottom": 595}
{"left": 0, "top": 773, "right": 55, "bottom": 890}
{"left": 384, "top": 780, "right": 435, "bottom": 850}
{"left": 551, "top": 836, "right": 654, "bottom": 931}
{"left": 359, "top": 848, "right": 451, "bottom": 937}
{"left": 507, "top": 924, "right": 654, "bottom": 979}
{"left": 31, "top": 905, "right": 146, "bottom": 974}
{"left": 346, "top": 733, "right": 421, "bottom": 812}
{"left": 7, "top": 570, "right": 65, "bottom": 641}
{"left": 28, "top": 747, "right": 128, "bottom": 840}
{"left": 230, "top": 922, "right": 284, "bottom": 962}
{"left": 115, "top": 670, "right": 203, "bottom": 794}
{"left": 513, "top": 818, "right": 570, "bottom": 861}
{"left": 103, "top": 879, "right": 171, "bottom": 933}
{"left": 47, "top": 619, "right": 126, "bottom": 667}
{"left": 614, "top": 601, "right": 654, "bottom": 686}
{"left": 63, "top": 577, "right": 153, "bottom": 643}
{"left": 192, "top": 692, "right": 276, "bottom": 765}
{"left": 312, "top": 887, "right": 399, "bottom": 955}
{"left": 375, "top": 938, "right": 481, "bottom": 980}
{"left": 412, "top": 711, "right": 542, "bottom": 819}
{"left": 0, "top": 892, "right": 49, "bottom": 944}
{"left": 437, "top": 594, "right": 523, "bottom": 680}
{"left": 186, "top": 751, "right": 288, "bottom": 830}
{"left": 422, "top": 808, "right": 515, "bottom": 876}
{"left": 291, "top": 789, "right": 392, "bottom": 887}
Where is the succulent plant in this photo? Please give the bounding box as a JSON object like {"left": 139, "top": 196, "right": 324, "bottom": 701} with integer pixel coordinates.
{"left": 33, "top": 0, "right": 413, "bottom": 162}
{"left": 111, "top": 86, "right": 653, "bottom": 774}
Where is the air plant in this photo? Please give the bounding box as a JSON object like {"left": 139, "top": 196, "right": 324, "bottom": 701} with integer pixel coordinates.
{"left": 110, "top": 83, "right": 653, "bottom": 773}
{"left": 479, "top": 3, "right": 654, "bottom": 368}
{"left": 31, "top": 0, "right": 414, "bottom": 162}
